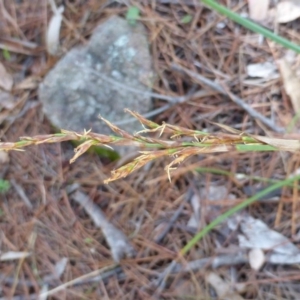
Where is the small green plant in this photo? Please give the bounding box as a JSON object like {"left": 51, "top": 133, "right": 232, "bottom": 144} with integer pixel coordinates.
{"left": 181, "top": 14, "right": 193, "bottom": 24}
{"left": 126, "top": 6, "right": 140, "bottom": 25}
{"left": 0, "top": 179, "right": 10, "bottom": 193}
{"left": 2, "top": 48, "right": 11, "bottom": 61}
{"left": 84, "top": 237, "right": 94, "bottom": 244}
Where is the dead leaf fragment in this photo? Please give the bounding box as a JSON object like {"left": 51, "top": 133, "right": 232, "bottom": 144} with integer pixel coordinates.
{"left": 238, "top": 215, "right": 299, "bottom": 255}
{"left": 247, "top": 61, "right": 278, "bottom": 79}
{"left": 0, "top": 251, "right": 31, "bottom": 261}
{"left": 229, "top": 214, "right": 300, "bottom": 266}
{"left": 207, "top": 272, "right": 245, "bottom": 300}
{"left": 248, "top": 248, "right": 265, "bottom": 270}
{"left": 269, "top": 252, "right": 300, "bottom": 264}
{"left": 252, "top": 135, "right": 300, "bottom": 151}
{"left": 43, "top": 257, "right": 68, "bottom": 281}
{"left": 0, "top": 90, "right": 15, "bottom": 110}
{"left": 187, "top": 194, "right": 201, "bottom": 229}
{"left": 0, "top": 150, "right": 9, "bottom": 164}
{"left": 276, "top": 0, "right": 300, "bottom": 23}
{"left": 248, "top": 0, "right": 269, "bottom": 21}
{"left": 199, "top": 184, "right": 236, "bottom": 204}
{"left": 39, "top": 285, "right": 49, "bottom": 300}
{"left": 278, "top": 59, "right": 300, "bottom": 114}
{"left": 46, "top": 5, "right": 64, "bottom": 55}
{"left": 0, "top": 62, "right": 13, "bottom": 91}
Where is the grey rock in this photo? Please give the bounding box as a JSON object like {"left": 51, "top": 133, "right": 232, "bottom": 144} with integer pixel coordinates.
{"left": 39, "top": 16, "right": 154, "bottom": 140}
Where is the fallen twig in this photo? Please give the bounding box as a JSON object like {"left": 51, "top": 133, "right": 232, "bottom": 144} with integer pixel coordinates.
{"left": 81, "top": 64, "right": 189, "bottom": 104}
{"left": 151, "top": 252, "right": 248, "bottom": 297}
{"left": 114, "top": 89, "right": 211, "bottom": 126}
{"left": 71, "top": 190, "right": 136, "bottom": 262}
{"left": 172, "top": 253, "right": 248, "bottom": 273}
{"left": 39, "top": 264, "right": 118, "bottom": 298}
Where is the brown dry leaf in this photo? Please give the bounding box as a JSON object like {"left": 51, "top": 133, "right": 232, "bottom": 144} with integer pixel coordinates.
{"left": 248, "top": 0, "right": 269, "bottom": 21}
{"left": 0, "top": 62, "right": 13, "bottom": 91}
{"left": 276, "top": 0, "right": 300, "bottom": 23}
{"left": 278, "top": 59, "right": 300, "bottom": 114}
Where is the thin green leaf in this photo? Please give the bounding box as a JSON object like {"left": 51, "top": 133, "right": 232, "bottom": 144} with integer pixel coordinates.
{"left": 180, "top": 174, "right": 300, "bottom": 255}
{"left": 181, "top": 15, "right": 193, "bottom": 24}
{"left": 0, "top": 180, "right": 10, "bottom": 193}
{"left": 2, "top": 48, "right": 11, "bottom": 61}
{"left": 200, "top": 0, "right": 300, "bottom": 54}
{"left": 126, "top": 6, "right": 140, "bottom": 25}
{"left": 236, "top": 144, "right": 277, "bottom": 151}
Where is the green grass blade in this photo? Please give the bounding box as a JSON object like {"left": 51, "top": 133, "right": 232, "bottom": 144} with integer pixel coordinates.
{"left": 195, "top": 167, "right": 232, "bottom": 176}
{"left": 180, "top": 174, "right": 300, "bottom": 255}
{"left": 200, "top": 0, "right": 300, "bottom": 54}
{"left": 195, "top": 167, "right": 300, "bottom": 190}
{"left": 236, "top": 144, "right": 277, "bottom": 151}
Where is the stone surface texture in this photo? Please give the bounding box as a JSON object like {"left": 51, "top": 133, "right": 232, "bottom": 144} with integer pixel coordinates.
{"left": 39, "top": 16, "right": 153, "bottom": 136}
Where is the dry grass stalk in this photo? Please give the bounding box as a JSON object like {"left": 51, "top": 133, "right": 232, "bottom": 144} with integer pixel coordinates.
{"left": 0, "top": 110, "right": 298, "bottom": 184}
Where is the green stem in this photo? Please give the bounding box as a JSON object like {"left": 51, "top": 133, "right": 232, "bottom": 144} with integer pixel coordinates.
{"left": 200, "top": 0, "right": 300, "bottom": 54}
{"left": 195, "top": 167, "right": 300, "bottom": 188}
{"left": 180, "top": 174, "right": 300, "bottom": 255}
